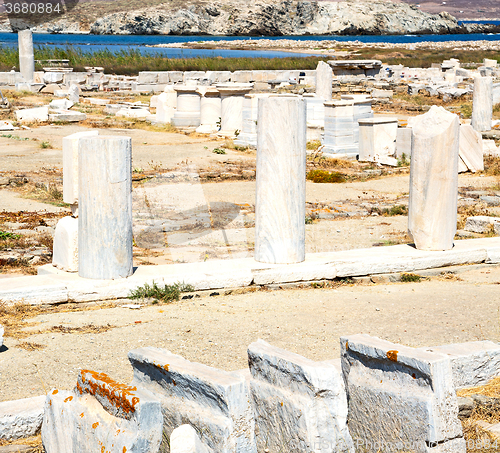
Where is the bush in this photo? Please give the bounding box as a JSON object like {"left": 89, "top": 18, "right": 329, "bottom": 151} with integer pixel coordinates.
{"left": 129, "top": 281, "right": 194, "bottom": 304}
{"left": 307, "top": 169, "right": 346, "bottom": 183}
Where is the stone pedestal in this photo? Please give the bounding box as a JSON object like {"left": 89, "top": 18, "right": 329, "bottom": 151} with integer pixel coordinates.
{"left": 255, "top": 97, "right": 306, "bottom": 264}
{"left": 321, "top": 100, "right": 358, "bottom": 156}
{"left": 358, "top": 117, "right": 398, "bottom": 163}
{"left": 52, "top": 216, "right": 78, "bottom": 272}
{"left": 68, "top": 84, "right": 79, "bottom": 103}
{"left": 171, "top": 86, "right": 201, "bottom": 128}
{"left": 341, "top": 95, "right": 373, "bottom": 143}
{"left": 156, "top": 86, "right": 177, "bottom": 124}
{"left": 408, "top": 106, "right": 459, "bottom": 251}
{"left": 304, "top": 94, "right": 325, "bottom": 128}
{"left": 234, "top": 93, "right": 270, "bottom": 148}
{"left": 316, "top": 61, "right": 333, "bottom": 101}
{"left": 18, "top": 30, "right": 34, "bottom": 83}
{"left": 396, "top": 127, "right": 412, "bottom": 158}
{"left": 216, "top": 83, "right": 253, "bottom": 136}
{"left": 78, "top": 136, "right": 133, "bottom": 279}
{"left": 471, "top": 76, "right": 493, "bottom": 132}
{"left": 196, "top": 87, "right": 221, "bottom": 134}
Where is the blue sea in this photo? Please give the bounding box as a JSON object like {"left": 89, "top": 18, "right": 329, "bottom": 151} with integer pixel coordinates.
{"left": 1, "top": 28, "right": 500, "bottom": 59}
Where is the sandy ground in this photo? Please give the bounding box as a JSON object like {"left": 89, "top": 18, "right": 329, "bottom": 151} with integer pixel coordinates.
{"left": 1, "top": 123, "right": 500, "bottom": 404}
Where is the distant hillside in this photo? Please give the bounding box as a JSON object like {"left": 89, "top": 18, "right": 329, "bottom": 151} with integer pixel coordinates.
{"left": 0, "top": 0, "right": 498, "bottom": 34}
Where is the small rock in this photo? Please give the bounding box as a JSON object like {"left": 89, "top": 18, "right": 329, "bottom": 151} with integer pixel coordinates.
{"left": 0, "top": 177, "right": 10, "bottom": 186}
{"left": 464, "top": 216, "right": 500, "bottom": 234}
{"left": 480, "top": 195, "right": 500, "bottom": 207}
{"left": 457, "top": 396, "right": 474, "bottom": 419}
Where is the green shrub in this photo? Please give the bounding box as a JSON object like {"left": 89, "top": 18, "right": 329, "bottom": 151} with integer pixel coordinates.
{"left": 401, "top": 273, "right": 422, "bottom": 282}
{"left": 129, "top": 281, "right": 194, "bottom": 304}
{"left": 307, "top": 169, "right": 346, "bottom": 183}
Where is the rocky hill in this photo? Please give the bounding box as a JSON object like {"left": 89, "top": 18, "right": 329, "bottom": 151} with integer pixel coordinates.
{"left": 1, "top": 0, "right": 498, "bottom": 35}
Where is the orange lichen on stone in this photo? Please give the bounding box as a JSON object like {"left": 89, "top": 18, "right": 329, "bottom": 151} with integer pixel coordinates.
{"left": 387, "top": 350, "right": 399, "bottom": 362}
{"left": 52, "top": 389, "right": 59, "bottom": 395}
{"left": 80, "top": 412, "right": 84, "bottom": 418}
{"left": 64, "top": 396, "right": 74, "bottom": 403}
{"left": 79, "top": 370, "right": 140, "bottom": 415}
{"left": 123, "top": 447, "right": 127, "bottom": 453}
{"left": 345, "top": 341, "right": 349, "bottom": 350}
{"left": 164, "top": 364, "right": 169, "bottom": 371}
{"left": 93, "top": 422, "right": 100, "bottom": 429}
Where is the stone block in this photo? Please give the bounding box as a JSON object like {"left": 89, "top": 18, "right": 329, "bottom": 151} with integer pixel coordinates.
{"left": 52, "top": 216, "right": 78, "bottom": 272}
{"left": 340, "top": 334, "right": 465, "bottom": 453}
{"left": 459, "top": 125, "right": 484, "bottom": 172}
{"left": 128, "top": 347, "right": 256, "bottom": 453}
{"left": 15, "top": 106, "right": 48, "bottom": 122}
{"left": 480, "top": 195, "right": 500, "bottom": 206}
{"left": 48, "top": 111, "right": 86, "bottom": 122}
{"left": 64, "top": 72, "right": 87, "bottom": 85}
{"left": 49, "top": 99, "right": 73, "bottom": 110}
{"left": 408, "top": 106, "right": 459, "bottom": 251}
{"left": 231, "top": 71, "right": 254, "bottom": 83}
{"left": 483, "top": 139, "right": 499, "bottom": 155}
{"left": 168, "top": 72, "right": 184, "bottom": 83}
{"left": 464, "top": 216, "right": 500, "bottom": 234}
{"left": 0, "top": 396, "right": 45, "bottom": 440}
{"left": 150, "top": 95, "right": 159, "bottom": 108}
{"left": 248, "top": 339, "right": 354, "bottom": 453}
{"left": 0, "top": 121, "right": 15, "bottom": 131}
{"left": 358, "top": 117, "right": 398, "bottom": 163}
{"left": 68, "top": 84, "right": 80, "bottom": 104}
{"left": 183, "top": 71, "right": 207, "bottom": 82}
{"left": 115, "top": 108, "right": 150, "bottom": 119}
{"left": 170, "top": 425, "right": 212, "bottom": 453}
{"left": 396, "top": 127, "right": 412, "bottom": 158}
{"left": 43, "top": 72, "right": 64, "bottom": 84}
{"left": 42, "top": 370, "right": 163, "bottom": 453}
{"left": 472, "top": 76, "right": 493, "bottom": 132}
{"left": 421, "top": 341, "right": 500, "bottom": 389}
{"left": 371, "top": 89, "right": 393, "bottom": 99}
{"left": 137, "top": 71, "right": 158, "bottom": 84}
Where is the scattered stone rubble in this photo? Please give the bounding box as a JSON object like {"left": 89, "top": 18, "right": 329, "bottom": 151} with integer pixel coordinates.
{"left": 2, "top": 337, "right": 500, "bottom": 453}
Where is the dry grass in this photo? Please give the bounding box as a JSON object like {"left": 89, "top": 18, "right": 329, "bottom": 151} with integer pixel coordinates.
{"left": 484, "top": 156, "right": 500, "bottom": 177}
{"left": 457, "top": 203, "right": 491, "bottom": 230}
{"left": 458, "top": 377, "right": 500, "bottom": 399}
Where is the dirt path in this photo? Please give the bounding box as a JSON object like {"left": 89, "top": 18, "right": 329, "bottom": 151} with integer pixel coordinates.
{"left": 1, "top": 263, "right": 500, "bottom": 402}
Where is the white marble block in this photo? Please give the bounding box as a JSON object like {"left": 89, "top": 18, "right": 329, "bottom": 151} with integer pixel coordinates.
{"left": 216, "top": 83, "right": 253, "bottom": 136}
{"left": 78, "top": 136, "right": 133, "bottom": 279}
{"left": 234, "top": 93, "right": 270, "bottom": 148}
{"left": 321, "top": 100, "right": 357, "bottom": 156}
{"left": 396, "top": 127, "right": 412, "bottom": 158}
{"left": 170, "top": 425, "right": 212, "bottom": 453}
{"left": 18, "top": 30, "right": 34, "bottom": 83}
{"left": 68, "top": 84, "right": 80, "bottom": 104}
{"left": 316, "top": 61, "right": 333, "bottom": 101}
{"left": 255, "top": 97, "right": 306, "bottom": 264}
{"left": 304, "top": 94, "right": 325, "bottom": 128}
{"left": 42, "top": 370, "right": 162, "bottom": 453}
{"left": 16, "top": 106, "right": 48, "bottom": 122}
{"left": 0, "top": 395, "right": 45, "bottom": 440}
{"left": 63, "top": 131, "right": 99, "bottom": 205}
{"left": 471, "top": 76, "right": 493, "bottom": 132}
{"left": 341, "top": 95, "right": 373, "bottom": 143}
{"left": 171, "top": 86, "right": 201, "bottom": 127}
{"left": 249, "top": 339, "right": 354, "bottom": 453}
{"left": 128, "top": 348, "right": 257, "bottom": 453}
{"left": 408, "top": 106, "right": 459, "bottom": 251}
{"left": 196, "top": 87, "right": 221, "bottom": 134}
{"left": 52, "top": 216, "right": 78, "bottom": 273}
{"left": 484, "top": 58, "right": 498, "bottom": 68}
{"left": 358, "top": 117, "right": 398, "bottom": 163}
{"left": 421, "top": 341, "right": 500, "bottom": 390}
{"left": 341, "top": 334, "right": 465, "bottom": 453}
{"left": 459, "top": 124, "right": 484, "bottom": 173}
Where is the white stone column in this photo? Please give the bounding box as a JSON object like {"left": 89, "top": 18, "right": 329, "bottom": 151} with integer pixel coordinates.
{"left": 234, "top": 93, "right": 270, "bottom": 148}
{"left": 18, "top": 29, "right": 34, "bottom": 83}
{"left": 216, "top": 83, "right": 253, "bottom": 136}
{"left": 78, "top": 136, "right": 133, "bottom": 279}
{"left": 255, "top": 97, "right": 306, "bottom": 264}
{"left": 171, "top": 86, "right": 201, "bottom": 127}
{"left": 471, "top": 76, "right": 493, "bottom": 132}
{"left": 156, "top": 86, "right": 177, "bottom": 124}
{"left": 358, "top": 117, "right": 398, "bottom": 163}
{"left": 52, "top": 131, "right": 99, "bottom": 273}
{"left": 196, "top": 87, "right": 221, "bottom": 134}
{"left": 321, "top": 100, "right": 357, "bottom": 157}
{"left": 316, "top": 61, "right": 333, "bottom": 101}
{"left": 408, "top": 106, "right": 459, "bottom": 251}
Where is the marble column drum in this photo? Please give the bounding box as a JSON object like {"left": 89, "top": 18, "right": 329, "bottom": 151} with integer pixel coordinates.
{"left": 255, "top": 97, "right": 306, "bottom": 264}
{"left": 171, "top": 86, "right": 201, "bottom": 127}
{"left": 408, "top": 106, "right": 459, "bottom": 251}
{"left": 216, "top": 83, "right": 253, "bottom": 136}
{"left": 156, "top": 87, "right": 177, "bottom": 124}
{"left": 471, "top": 76, "right": 493, "bottom": 132}
{"left": 78, "top": 136, "right": 133, "bottom": 279}
{"left": 18, "top": 29, "right": 34, "bottom": 83}
{"left": 316, "top": 61, "right": 333, "bottom": 101}
{"left": 321, "top": 100, "right": 357, "bottom": 156}
{"left": 196, "top": 87, "right": 221, "bottom": 134}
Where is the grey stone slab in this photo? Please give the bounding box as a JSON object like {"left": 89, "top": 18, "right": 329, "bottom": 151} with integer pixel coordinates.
{"left": 248, "top": 339, "right": 353, "bottom": 453}
{"left": 128, "top": 347, "right": 256, "bottom": 453}
{"left": 464, "top": 216, "right": 500, "bottom": 234}
{"left": 340, "top": 334, "right": 464, "bottom": 453}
